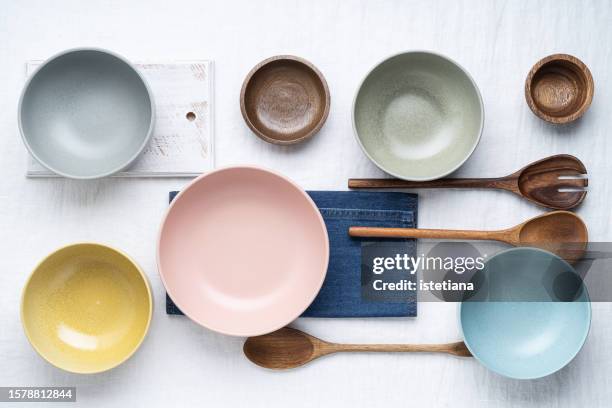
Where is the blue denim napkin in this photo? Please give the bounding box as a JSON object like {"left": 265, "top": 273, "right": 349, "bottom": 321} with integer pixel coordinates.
{"left": 166, "top": 190, "right": 417, "bottom": 317}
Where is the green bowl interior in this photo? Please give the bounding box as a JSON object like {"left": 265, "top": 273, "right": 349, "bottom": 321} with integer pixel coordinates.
{"left": 354, "top": 52, "right": 483, "bottom": 180}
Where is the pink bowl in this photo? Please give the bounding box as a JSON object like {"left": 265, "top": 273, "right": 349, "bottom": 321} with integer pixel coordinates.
{"left": 157, "top": 166, "right": 329, "bottom": 336}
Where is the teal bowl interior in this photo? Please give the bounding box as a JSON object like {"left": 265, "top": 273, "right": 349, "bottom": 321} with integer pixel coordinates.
{"left": 353, "top": 51, "right": 483, "bottom": 181}
{"left": 19, "top": 49, "right": 154, "bottom": 179}
{"left": 460, "top": 248, "right": 591, "bottom": 379}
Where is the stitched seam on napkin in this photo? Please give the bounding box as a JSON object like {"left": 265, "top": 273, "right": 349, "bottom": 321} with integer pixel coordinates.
{"left": 319, "top": 208, "right": 414, "bottom": 224}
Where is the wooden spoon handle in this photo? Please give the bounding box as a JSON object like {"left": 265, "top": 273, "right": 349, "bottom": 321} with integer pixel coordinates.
{"left": 348, "top": 177, "right": 517, "bottom": 190}
{"left": 333, "top": 342, "right": 472, "bottom": 357}
{"left": 349, "top": 226, "right": 506, "bottom": 242}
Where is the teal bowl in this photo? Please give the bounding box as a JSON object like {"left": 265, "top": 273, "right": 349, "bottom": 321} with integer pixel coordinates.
{"left": 353, "top": 51, "right": 483, "bottom": 181}
{"left": 460, "top": 248, "right": 590, "bottom": 379}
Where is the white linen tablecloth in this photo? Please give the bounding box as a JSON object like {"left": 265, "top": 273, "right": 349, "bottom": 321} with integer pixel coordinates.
{"left": 1, "top": 1, "right": 611, "bottom": 406}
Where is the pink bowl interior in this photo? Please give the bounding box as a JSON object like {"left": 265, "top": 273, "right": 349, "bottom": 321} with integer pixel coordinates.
{"left": 158, "top": 167, "right": 329, "bottom": 336}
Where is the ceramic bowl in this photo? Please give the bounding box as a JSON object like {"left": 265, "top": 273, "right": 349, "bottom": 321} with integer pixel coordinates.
{"left": 240, "top": 55, "right": 330, "bottom": 145}
{"left": 158, "top": 166, "right": 329, "bottom": 336}
{"left": 353, "top": 51, "right": 484, "bottom": 181}
{"left": 460, "top": 247, "right": 590, "bottom": 379}
{"left": 21, "top": 243, "right": 152, "bottom": 373}
{"left": 19, "top": 48, "right": 155, "bottom": 179}
{"left": 525, "top": 54, "right": 594, "bottom": 124}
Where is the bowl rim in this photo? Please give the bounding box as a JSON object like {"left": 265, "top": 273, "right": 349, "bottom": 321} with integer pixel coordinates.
{"left": 524, "top": 53, "right": 594, "bottom": 124}
{"left": 18, "top": 47, "right": 156, "bottom": 179}
{"left": 458, "top": 247, "right": 592, "bottom": 380}
{"left": 239, "top": 54, "right": 331, "bottom": 145}
{"left": 156, "top": 165, "right": 330, "bottom": 336}
{"left": 351, "top": 50, "right": 485, "bottom": 181}
{"left": 20, "top": 242, "right": 153, "bottom": 374}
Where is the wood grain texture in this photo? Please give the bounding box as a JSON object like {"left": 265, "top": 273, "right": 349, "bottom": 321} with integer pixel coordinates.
{"left": 244, "top": 327, "right": 471, "bottom": 370}
{"left": 349, "top": 211, "right": 588, "bottom": 261}
{"left": 349, "top": 225, "right": 516, "bottom": 243}
{"left": 240, "top": 55, "right": 330, "bottom": 145}
{"left": 525, "top": 54, "right": 594, "bottom": 124}
{"left": 517, "top": 155, "right": 587, "bottom": 210}
{"left": 330, "top": 341, "right": 471, "bottom": 356}
{"left": 349, "top": 176, "right": 519, "bottom": 190}
{"left": 349, "top": 155, "right": 587, "bottom": 210}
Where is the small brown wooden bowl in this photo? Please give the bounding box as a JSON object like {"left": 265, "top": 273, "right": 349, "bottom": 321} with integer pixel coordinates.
{"left": 240, "top": 55, "right": 330, "bottom": 145}
{"left": 525, "top": 54, "right": 594, "bottom": 124}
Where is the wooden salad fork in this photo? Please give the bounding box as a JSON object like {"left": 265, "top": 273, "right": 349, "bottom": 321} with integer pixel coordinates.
{"left": 348, "top": 155, "right": 587, "bottom": 210}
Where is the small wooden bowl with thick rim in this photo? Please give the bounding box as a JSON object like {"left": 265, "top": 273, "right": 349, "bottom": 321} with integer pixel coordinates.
{"left": 525, "top": 54, "right": 594, "bottom": 124}
{"left": 240, "top": 55, "right": 330, "bottom": 145}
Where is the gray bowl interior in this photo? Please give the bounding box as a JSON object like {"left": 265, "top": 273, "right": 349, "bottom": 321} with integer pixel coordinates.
{"left": 354, "top": 52, "right": 483, "bottom": 180}
{"left": 20, "top": 50, "right": 153, "bottom": 178}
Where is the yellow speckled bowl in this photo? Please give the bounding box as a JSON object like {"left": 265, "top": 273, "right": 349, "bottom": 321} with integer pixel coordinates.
{"left": 21, "top": 243, "right": 152, "bottom": 374}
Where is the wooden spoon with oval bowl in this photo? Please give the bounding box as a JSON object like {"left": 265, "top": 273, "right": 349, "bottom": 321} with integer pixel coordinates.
{"left": 349, "top": 211, "right": 588, "bottom": 262}
{"left": 349, "top": 155, "right": 587, "bottom": 210}
{"left": 244, "top": 327, "right": 471, "bottom": 369}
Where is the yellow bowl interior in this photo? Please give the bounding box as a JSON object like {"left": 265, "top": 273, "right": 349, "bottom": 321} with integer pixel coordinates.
{"left": 21, "top": 243, "right": 152, "bottom": 373}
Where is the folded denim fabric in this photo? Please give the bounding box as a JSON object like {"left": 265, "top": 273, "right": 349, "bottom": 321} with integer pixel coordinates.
{"left": 166, "top": 190, "right": 417, "bottom": 318}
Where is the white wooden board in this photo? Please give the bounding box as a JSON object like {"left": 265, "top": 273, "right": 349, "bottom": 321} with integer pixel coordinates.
{"left": 25, "top": 61, "right": 214, "bottom": 177}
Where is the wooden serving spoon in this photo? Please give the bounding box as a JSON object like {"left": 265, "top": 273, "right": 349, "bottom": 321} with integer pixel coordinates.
{"left": 349, "top": 211, "right": 588, "bottom": 261}
{"left": 243, "top": 327, "right": 471, "bottom": 370}
{"left": 348, "top": 155, "right": 587, "bottom": 210}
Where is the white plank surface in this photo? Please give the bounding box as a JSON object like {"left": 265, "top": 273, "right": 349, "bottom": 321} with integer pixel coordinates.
{"left": 1, "top": 1, "right": 611, "bottom": 407}
{"left": 26, "top": 61, "right": 214, "bottom": 177}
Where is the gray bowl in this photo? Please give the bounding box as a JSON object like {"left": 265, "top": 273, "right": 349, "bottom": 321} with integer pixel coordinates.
{"left": 353, "top": 51, "right": 484, "bottom": 181}
{"left": 19, "top": 48, "right": 155, "bottom": 179}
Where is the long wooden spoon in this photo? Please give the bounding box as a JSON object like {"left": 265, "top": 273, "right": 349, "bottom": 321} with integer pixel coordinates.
{"left": 243, "top": 327, "right": 471, "bottom": 369}
{"left": 349, "top": 155, "right": 587, "bottom": 210}
{"left": 349, "top": 211, "right": 588, "bottom": 261}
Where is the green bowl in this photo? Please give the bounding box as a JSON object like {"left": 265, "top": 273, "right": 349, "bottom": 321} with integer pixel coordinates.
{"left": 353, "top": 51, "right": 484, "bottom": 181}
